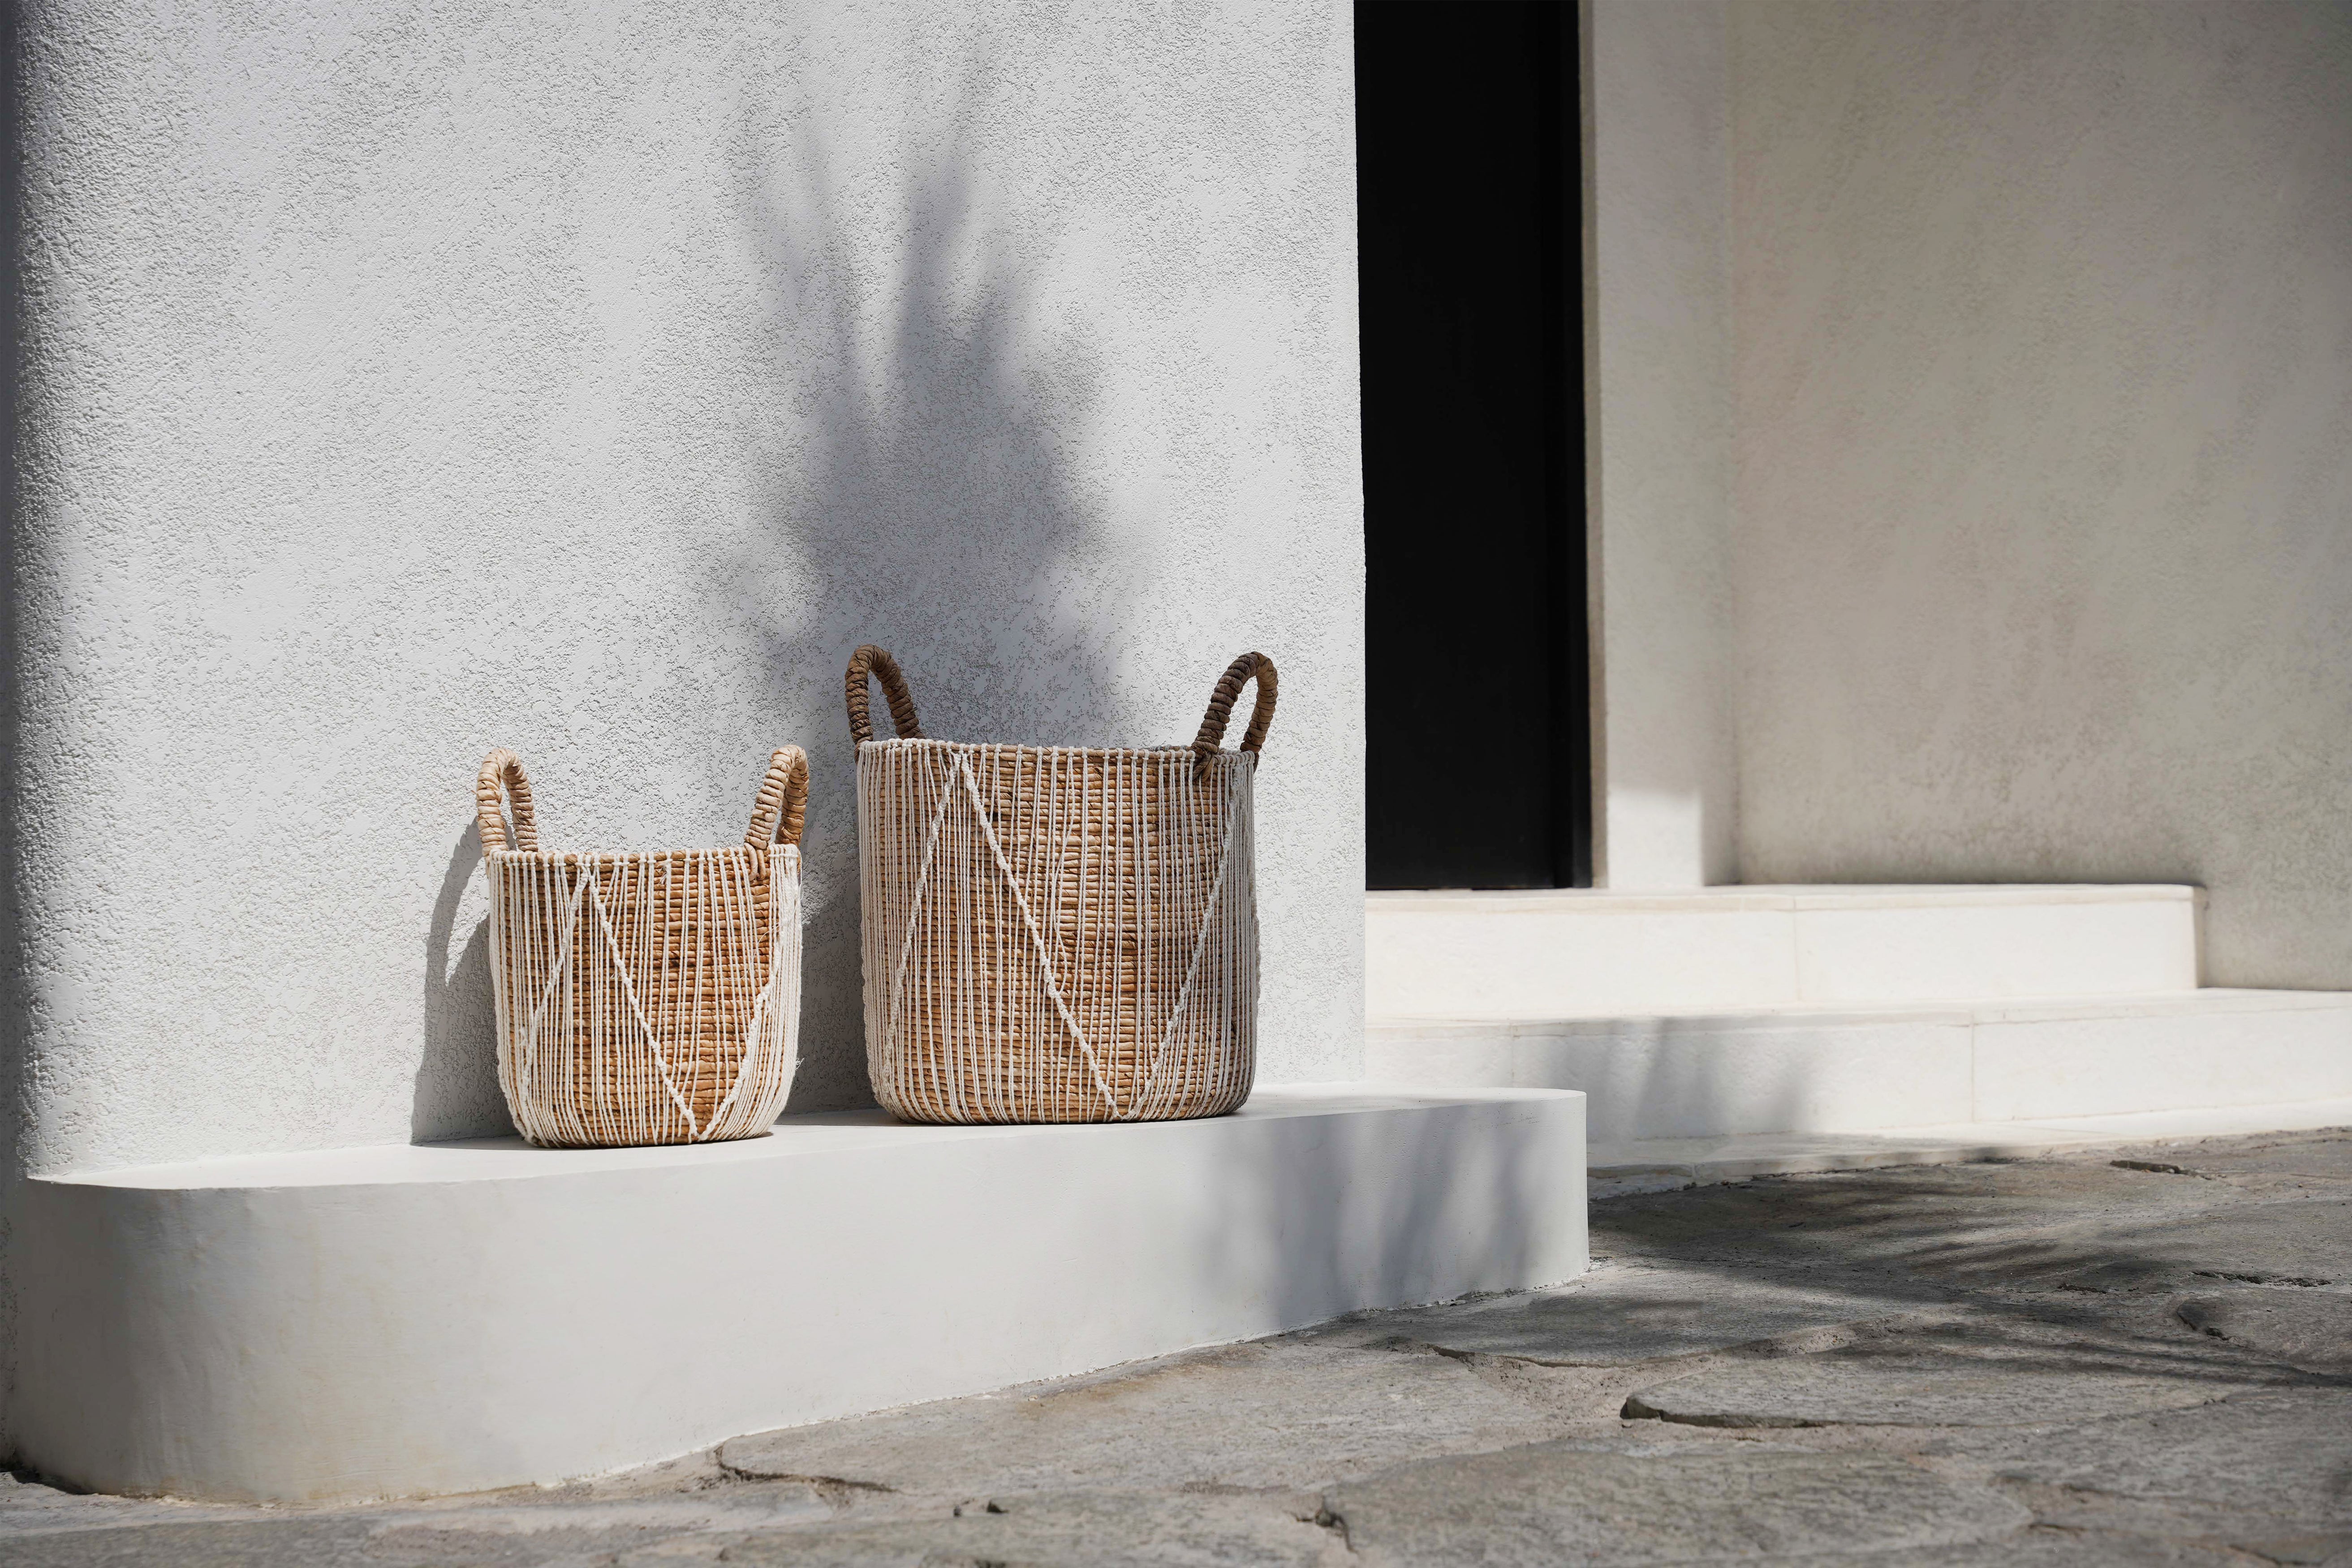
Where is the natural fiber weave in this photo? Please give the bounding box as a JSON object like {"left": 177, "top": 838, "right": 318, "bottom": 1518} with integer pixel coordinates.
{"left": 849, "top": 646, "right": 1275, "bottom": 1124}
{"left": 476, "top": 748, "right": 808, "bottom": 1147}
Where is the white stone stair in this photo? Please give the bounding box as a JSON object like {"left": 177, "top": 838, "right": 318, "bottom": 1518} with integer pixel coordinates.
{"left": 1366, "top": 886, "right": 2352, "bottom": 1153}
{"left": 1369, "top": 885, "right": 2202, "bottom": 1019}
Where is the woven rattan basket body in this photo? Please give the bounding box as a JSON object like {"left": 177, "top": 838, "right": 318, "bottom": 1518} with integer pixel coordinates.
{"left": 848, "top": 646, "right": 1275, "bottom": 1124}
{"left": 476, "top": 748, "right": 809, "bottom": 1147}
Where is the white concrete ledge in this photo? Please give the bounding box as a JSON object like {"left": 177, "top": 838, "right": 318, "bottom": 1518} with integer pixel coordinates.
{"left": 13, "top": 1087, "right": 1587, "bottom": 1504}
{"left": 1367, "top": 884, "right": 2202, "bottom": 1018}
{"left": 1367, "top": 884, "right": 2203, "bottom": 914}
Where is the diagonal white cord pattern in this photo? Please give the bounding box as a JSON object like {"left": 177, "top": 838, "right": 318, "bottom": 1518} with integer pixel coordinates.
{"left": 486, "top": 844, "right": 802, "bottom": 1146}
{"left": 858, "top": 737, "right": 1257, "bottom": 1124}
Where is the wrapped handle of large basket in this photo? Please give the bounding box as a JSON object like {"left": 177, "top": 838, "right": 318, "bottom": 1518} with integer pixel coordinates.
{"left": 475, "top": 747, "right": 810, "bottom": 1147}
{"left": 847, "top": 646, "right": 1275, "bottom": 1125}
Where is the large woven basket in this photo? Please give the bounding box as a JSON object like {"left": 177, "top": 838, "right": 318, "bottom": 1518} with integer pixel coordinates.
{"left": 475, "top": 747, "right": 808, "bottom": 1147}
{"left": 848, "top": 645, "right": 1276, "bottom": 1124}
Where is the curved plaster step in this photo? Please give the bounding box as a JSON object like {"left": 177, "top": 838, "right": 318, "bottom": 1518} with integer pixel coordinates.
{"left": 12, "top": 1087, "right": 1587, "bottom": 1504}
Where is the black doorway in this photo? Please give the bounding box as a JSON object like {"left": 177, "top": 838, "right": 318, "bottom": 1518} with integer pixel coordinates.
{"left": 1358, "top": 0, "right": 1589, "bottom": 890}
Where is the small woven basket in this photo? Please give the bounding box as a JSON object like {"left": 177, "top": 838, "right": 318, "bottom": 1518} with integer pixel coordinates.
{"left": 476, "top": 747, "right": 809, "bottom": 1147}
{"left": 848, "top": 645, "right": 1276, "bottom": 1124}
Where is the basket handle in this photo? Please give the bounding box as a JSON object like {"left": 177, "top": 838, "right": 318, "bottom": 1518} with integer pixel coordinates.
{"left": 845, "top": 644, "right": 925, "bottom": 746}
{"left": 743, "top": 746, "right": 811, "bottom": 849}
{"left": 1191, "top": 652, "right": 1277, "bottom": 765}
{"left": 476, "top": 750, "right": 541, "bottom": 853}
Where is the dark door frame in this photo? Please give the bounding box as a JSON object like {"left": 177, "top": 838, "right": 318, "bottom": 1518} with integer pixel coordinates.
{"left": 1358, "top": 0, "right": 1590, "bottom": 890}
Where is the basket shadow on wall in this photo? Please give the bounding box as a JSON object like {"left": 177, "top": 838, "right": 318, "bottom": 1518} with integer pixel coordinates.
{"left": 418, "top": 823, "right": 504, "bottom": 1140}
{"left": 414, "top": 125, "right": 1188, "bottom": 1133}
{"left": 728, "top": 134, "right": 1124, "bottom": 1115}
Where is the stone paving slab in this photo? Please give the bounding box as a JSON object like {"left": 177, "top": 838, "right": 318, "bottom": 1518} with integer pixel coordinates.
{"left": 1853, "top": 1530, "right": 2253, "bottom": 1565}
{"left": 1588, "top": 1129, "right": 2154, "bottom": 1198}
{"left": 718, "top": 1337, "right": 1565, "bottom": 1498}
{"left": 0, "top": 1481, "right": 838, "bottom": 1567}
{"left": 2117, "top": 1199, "right": 2352, "bottom": 1285}
{"left": 2110, "top": 1129, "right": 2352, "bottom": 1185}
{"left": 1789, "top": 1299, "right": 2311, "bottom": 1391}
{"left": 1314, "top": 1262, "right": 1955, "bottom": 1366}
{"left": 1594, "top": 1159, "right": 2352, "bottom": 1298}
{"left": 625, "top": 1491, "right": 1346, "bottom": 1567}
{"left": 3, "top": 1517, "right": 393, "bottom": 1568}
{"left": 1591, "top": 1158, "right": 2270, "bottom": 1273}
{"left": 1588, "top": 1114, "right": 2352, "bottom": 1198}
{"left": 2175, "top": 1289, "right": 2352, "bottom": 1370}
{"left": 7, "top": 1128, "right": 2352, "bottom": 1567}
{"left": 1968, "top": 1389, "right": 2352, "bottom": 1529}
{"left": 1324, "top": 1448, "right": 2030, "bottom": 1565}
{"left": 0, "top": 1474, "right": 258, "bottom": 1541}
{"left": 1621, "top": 1354, "right": 2245, "bottom": 1428}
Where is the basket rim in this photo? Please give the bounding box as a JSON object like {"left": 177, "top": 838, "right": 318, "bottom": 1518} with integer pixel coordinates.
{"left": 857, "top": 737, "right": 1258, "bottom": 765}
{"left": 483, "top": 842, "right": 803, "bottom": 865}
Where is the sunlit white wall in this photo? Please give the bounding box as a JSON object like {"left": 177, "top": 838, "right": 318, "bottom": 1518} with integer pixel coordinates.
{"left": 3, "top": 0, "right": 1364, "bottom": 1196}
{"left": 1731, "top": 0, "right": 2352, "bottom": 988}
{"left": 1586, "top": 0, "right": 1741, "bottom": 889}
{"left": 1584, "top": 0, "right": 2352, "bottom": 987}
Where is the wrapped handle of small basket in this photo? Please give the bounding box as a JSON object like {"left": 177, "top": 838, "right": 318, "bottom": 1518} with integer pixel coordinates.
{"left": 743, "top": 746, "right": 811, "bottom": 850}
{"left": 476, "top": 746, "right": 807, "bottom": 855}
{"left": 476, "top": 750, "right": 541, "bottom": 853}
{"left": 845, "top": 645, "right": 925, "bottom": 745}
{"left": 1192, "top": 652, "right": 1277, "bottom": 765}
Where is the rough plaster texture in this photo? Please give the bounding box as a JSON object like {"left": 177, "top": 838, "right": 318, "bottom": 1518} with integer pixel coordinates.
{"left": 4, "top": 0, "right": 1363, "bottom": 1177}
{"left": 1729, "top": 0, "right": 2352, "bottom": 988}
{"left": 1585, "top": 0, "right": 1740, "bottom": 890}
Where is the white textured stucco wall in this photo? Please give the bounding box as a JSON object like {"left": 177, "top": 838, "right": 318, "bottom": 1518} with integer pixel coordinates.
{"left": 1731, "top": 0, "right": 2352, "bottom": 989}
{"left": 1585, "top": 0, "right": 1740, "bottom": 889}
{"left": 4, "top": 0, "right": 1363, "bottom": 1202}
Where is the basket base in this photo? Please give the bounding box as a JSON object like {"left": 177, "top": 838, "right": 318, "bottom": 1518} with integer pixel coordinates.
{"left": 519, "top": 1126, "right": 778, "bottom": 1148}
{"left": 876, "top": 1088, "right": 1252, "bottom": 1126}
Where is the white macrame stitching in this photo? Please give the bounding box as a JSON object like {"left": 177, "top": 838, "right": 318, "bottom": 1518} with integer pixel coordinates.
{"left": 486, "top": 844, "right": 801, "bottom": 1146}
{"left": 858, "top": 739, "right": 1256, "bottom": 1123}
